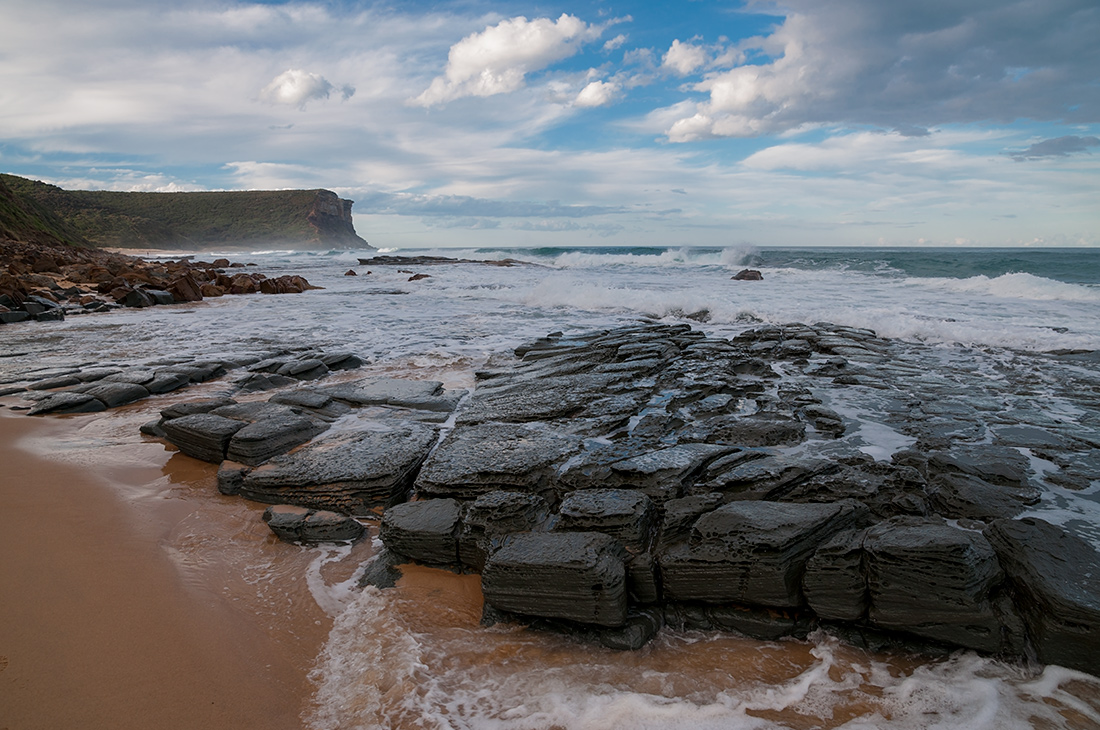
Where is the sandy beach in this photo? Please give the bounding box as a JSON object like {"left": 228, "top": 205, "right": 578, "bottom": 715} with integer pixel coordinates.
{"left": 0, "top": 411, "right": 323, "bottom": 730}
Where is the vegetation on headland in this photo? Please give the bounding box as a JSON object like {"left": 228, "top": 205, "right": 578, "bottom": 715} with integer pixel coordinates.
{"left": 0, "top": 173, "right": 368, "bottom": 250}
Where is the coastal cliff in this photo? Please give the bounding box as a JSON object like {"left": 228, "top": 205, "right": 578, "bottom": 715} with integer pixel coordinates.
{"left": 0, "top": 174, "right": 370, "bottom": 250}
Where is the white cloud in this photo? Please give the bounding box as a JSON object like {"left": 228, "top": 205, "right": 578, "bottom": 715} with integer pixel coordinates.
{"left": 412, "top": 14, "right": 602, "bottom": 106}
{"left": 664, "top": 0, "right": 1100, "bottom": 140}
{"left": 662, "top": 39, "right": 707, "bottom": 76}
{"left": 258, "top": 68, "right": 353, "bottom": 108}
{"left": 603, "top": 34, "right": 627, "bottom": 52}
{"left": 574, "top": 80, "right": 620, "bottom": 108}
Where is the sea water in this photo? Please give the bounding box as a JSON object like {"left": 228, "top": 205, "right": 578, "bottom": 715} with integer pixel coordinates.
{"left": 2, "top": 245, "right": 1099, "bottom": 728}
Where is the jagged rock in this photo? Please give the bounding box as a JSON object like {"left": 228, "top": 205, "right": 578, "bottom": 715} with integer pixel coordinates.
{"left": 216, "top": 461, "right": 251, "bottom": 495}
{"left": 659, "top": 500, "right": 864, "bottom": 607}
{"left": 380, "top": 499, "right": 462, "bottom": 564}
{"left": 482, "top": 532, "right": 629, "bottom": 627}
{"left": 927, "top": 445, "right": 1032, "bottom": 487}
{"left": 415, "top": 422, "right": 581, "bottom": 500}
{"left": 985, "top": 517, "right": 1100, "bottom": 674}
{"left": 82, "top": 381, "right": 149, "bottom": 408}
{"left": 161, "top": 413, "right": 246, "bottom": 463}
{"left": 699, "top": 452, "right": 834, "bottom": 501}
{"left": 458, "top": 491, "right": 550, "bottom": 570}
{"left": 455, "top": 375, "right": 618, "bottom": 425}
{"left": 657, "top": 493, "right": 724, "bottom": 548}
{"left": 864, "top": 517, "right": 1006, "bottom": 653}
{"left": 597, "top": 608, "right": 663, "bottom": 650}
{"left": 732, "top": 269, "right": 763, "bottom": 281}
{"left": 27, "top": 391, "right": 107, "bottom": 415}
{"left": 147, "top": 289, "right": 175, "bottom": 306}
{"left": 238, "top": 423, "right": 437, "bottom": 514}
{"left": 263, "top": 504, "right": 365, "bottom": 544}
{"left": 803, "top": 528, "right": 869, "bottom": 621}
{"left": 555, "top": 488, "right": 655, "bottom": 551}
{"left": 590, "top": 443, "right": 737, "bottom": 503}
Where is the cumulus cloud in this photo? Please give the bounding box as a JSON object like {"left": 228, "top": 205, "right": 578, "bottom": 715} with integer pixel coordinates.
{"left": 603, "top": 34, "right": 627, "bottom": 52}
{"left": 259, "top": 68, "right": 354, "bottom": 109}
{"left": 664, "top": 0, "right": 1100, "bottom": 140}
{"left": 574, "top": 80, "right": 620, "bottom": 108}
{"left": 662, "top": 39, "right": 708, "bottom": 76}
{"left": 1010, "top": 135, "right": 1100, "bottom": 161}
{"left": 412, "top": 14, "right": 602, "bottom": 106}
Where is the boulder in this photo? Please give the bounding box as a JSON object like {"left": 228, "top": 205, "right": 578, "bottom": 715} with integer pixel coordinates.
{"left": 160, "top": 397, "right": 238, "bottom": 420}
{"left": 380, "top": 499, "right": 462, "bottom": 564}
{"left": 276, "top": 358, "right": 329, "bottom": 381}
{"left": 161, "top": 413, "right": 246, "bottom": 463}
{"left": 659, "top": 500, "right": 864, "bottom": 607}
{"left": 238, "top": 423, "right": 437, "bottom": 514}
{"left": 263, "top": 504, "right": 365, "bottom": 544}
{"left": 732, "top": 269, "right": 763, "bottom": 281}
{"left": 863, "top": 517, "right": 1006, "bottom": 653}
{"left": 985, "top": 517, "right": 1100, "bottom": 673}
{"left": 555, "top": 488, "right": 655, "bottom": 551}
{"left": 482, "top": 532, "right": 629, "bottom": 627}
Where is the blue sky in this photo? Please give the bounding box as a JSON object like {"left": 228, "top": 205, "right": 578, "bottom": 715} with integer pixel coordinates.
{"left": 1, "top": 0, "right": 1097, "bottom": 248}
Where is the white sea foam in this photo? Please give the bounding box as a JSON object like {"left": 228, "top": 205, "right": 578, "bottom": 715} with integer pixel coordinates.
{"left": 306, "top": 588, "right": 1100, "bottom": 730}
{"left": 915, "top": 272, "right": 1100, "bottom": 302}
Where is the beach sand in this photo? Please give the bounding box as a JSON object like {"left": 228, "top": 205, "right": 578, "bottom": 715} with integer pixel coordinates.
{"left": 0, "top": 411, "right": 325, "bottom": 730}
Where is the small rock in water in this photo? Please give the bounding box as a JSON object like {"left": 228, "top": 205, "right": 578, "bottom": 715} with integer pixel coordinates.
{"left": 263, "top": 504, "right": 365, "bottom": 544}
{"left": 732, "top": 269, "right": 763, "bottom": 281}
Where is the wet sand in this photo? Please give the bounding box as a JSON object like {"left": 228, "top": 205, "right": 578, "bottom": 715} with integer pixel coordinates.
{"left": 0, "top": 411, "right": 316, "bottom": 730}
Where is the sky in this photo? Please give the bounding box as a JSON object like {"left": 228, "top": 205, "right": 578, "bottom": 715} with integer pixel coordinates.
{"left": 1, "top": 0, "right": 1098, "bottom": 249}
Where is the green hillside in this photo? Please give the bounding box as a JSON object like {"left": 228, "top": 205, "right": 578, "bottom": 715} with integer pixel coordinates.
{"left": 0, "top": 175, "right": 90, "bottom": 248}
{"left": 0, "top": 174, "right": 368, "bottom": 250}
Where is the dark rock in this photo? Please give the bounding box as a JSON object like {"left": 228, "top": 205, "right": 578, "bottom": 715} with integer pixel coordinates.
{"left": 706, "top": 604, "right": 816, "bottom": 641}
{"left": 598, "top": 608, "right": 663, "bottom": 650}
{"left": 659, "top": 500, "right": 864, "bottom": 607}
{"left": 160, "top": 397, "right": 238, "bottom": 420}
{"left": 927, "top": 473, "right": 1040, "bottom": 521}
{"left": 318, "top": 352, "right": 364, "bottom": 371}
{"left": 344, "top": 269, "right": 357, "bottom": 276}
{"left": 658, "top": 493, "right": 724, "bottom": 548}
{"left": 358, "top": 549, "right": 405, "bottom": 590}
{"left": 216, "top": 461, "right": 251, "bottom": 495}
{"left": 276, "top": 358, "right": 329, "bottom": 381}
{"left": 679, "top": 413, "right": 806, "bottom": 447}
{"left": 146, "top": 289, "right": 175, "bottom": 306}
{"left": 225, "top": 413, "right": 327, "bottom": 466}
{"left": 82, "top": 381, "right": 149, "bottom": 408}
{"left": 263, "top": 504, "right": 366, "bottom": 543}
{"left": 27, "top": 391, "right": 107, "bottom": 415}
{"left": 0, "top": 311, "right": 31, "bottom": 324}
{"left": 482, "top": 532, "right": 628, "bottom": 627}
{"left": 161, "top": 413, "right": 246, "bottom": 463}
{"left": 269, "top": 389, "right": 352, "bottom": 420}
{"left": 556, "top": 488, "right": 655, "bottom": 551}
{"left": 235, "top": 372, "right": 299, "bottom": 392}
{"left": 864, "top": 517, "right": 1005, "bottom": 653}
{"left": 211, "top": 401, "right": 299, "bottom": 423}
{"left": 323, "top": 378, "right": 449, "bottom": 410}
{"left": 732, "top": 269, "right": 763, "bottom": 281}
{"left": 458, "top": 491, "right": 550, "bottom": 570}
{"left": 597, "top": 443, "right": 737, "bottom": 503}
{"left": 380, "top": 499, "right": 462, "bottom": 564}
{"left": 415, "top": 423, "right": 581, "bottom": 500}
{"left": 239, "top": 423, "right": 437, "bottom": 514}
{"left": 33, "top": 308, "right": 65, "bottom": 322}
{"left": 803, "top": 528, "right": 869, "bottom": 621}
{"left": 139, "top": 418, "right": 167, "bottom": 437}
{"left": 985, "top": 517, "right": 1100, "bottom": 674}
{"left": 927, "top": 445, "right": 1032, "bottom": 487}
{"left": 144, "top": 371, "right": 193, "bottom": 394}
{"left": 27, "top": 375, "right": 82, "bottom": 390}
{"left": 121, "top": 288, "right": 155, "bottom": 308}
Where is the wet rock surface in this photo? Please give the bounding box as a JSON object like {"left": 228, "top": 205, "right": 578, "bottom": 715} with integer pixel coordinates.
{"left": 9, "top": 319, "right": 1100, "bottom": 670}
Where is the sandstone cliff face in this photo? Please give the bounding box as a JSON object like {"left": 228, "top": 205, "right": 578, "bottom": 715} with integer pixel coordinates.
{"left": 307, "top": 190, "right": 366, "bottom": 248}
{"left": 0, "top": 174, "right": 371, "bottom": 251}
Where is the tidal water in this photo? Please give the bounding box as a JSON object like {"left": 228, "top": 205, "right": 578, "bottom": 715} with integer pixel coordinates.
{"left": 2, "top": 245, "right": 1099, "bottom": 729}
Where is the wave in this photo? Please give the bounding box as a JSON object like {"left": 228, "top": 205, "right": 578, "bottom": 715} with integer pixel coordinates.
{"left": 305, "top": 583, "right": 1100, "bottom": 730}
{"left": 914, "top": 272, "right": 1100, "bottom": 302}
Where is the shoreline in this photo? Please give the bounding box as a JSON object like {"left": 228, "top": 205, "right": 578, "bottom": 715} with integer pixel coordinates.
{"left": 0, "top": 411, "right": 320, "bottom": 730}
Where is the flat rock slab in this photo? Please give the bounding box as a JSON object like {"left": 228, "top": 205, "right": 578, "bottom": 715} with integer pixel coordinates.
{"left": 323, "top": 378, "right": 446, "bottom": 409}
{"left": 263, "top": 504, "right": 365, "bottom": 543}
{"left": 986, "top": 517, "right": 1100, "bottom": 673}
{"left": 381, "top": 498, "right": 462, "bottom": 564}
{"left": 82, "top": 381, "right": 150, "bottom": 408}
{"left": 659, "top": 500, "right": 863, "bottom": 607}
{"left": 225, "top": 413, "right": 325, "bottom": 466}
{"left": 415, "top": 423, "right": 581, "bottom": 499}
{"left": 239, "top": 423, "right": 438, "bottom": 514}
{"left": 162, "top": 413, "right": 246, "bottom": 463}
{"left": 604, "top": 443, "right": 737, "bottom": 502}
{"left": 864, "top": 517, "right": 1005, "bottom": 653}
{"left": 483, "top": 532, "right": 628, "bottom": 627}
{"left": 27, "top": 391, "right": 107, "bottom": 415}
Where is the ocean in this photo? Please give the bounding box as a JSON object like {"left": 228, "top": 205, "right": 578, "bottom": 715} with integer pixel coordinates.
{"left": 3, "top": 245, "right": 1099, "bottom": 729}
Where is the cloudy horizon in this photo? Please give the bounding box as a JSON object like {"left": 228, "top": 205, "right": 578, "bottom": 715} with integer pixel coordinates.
{"left": 1, "top": 0, "right": 1097, "bottom": 248}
